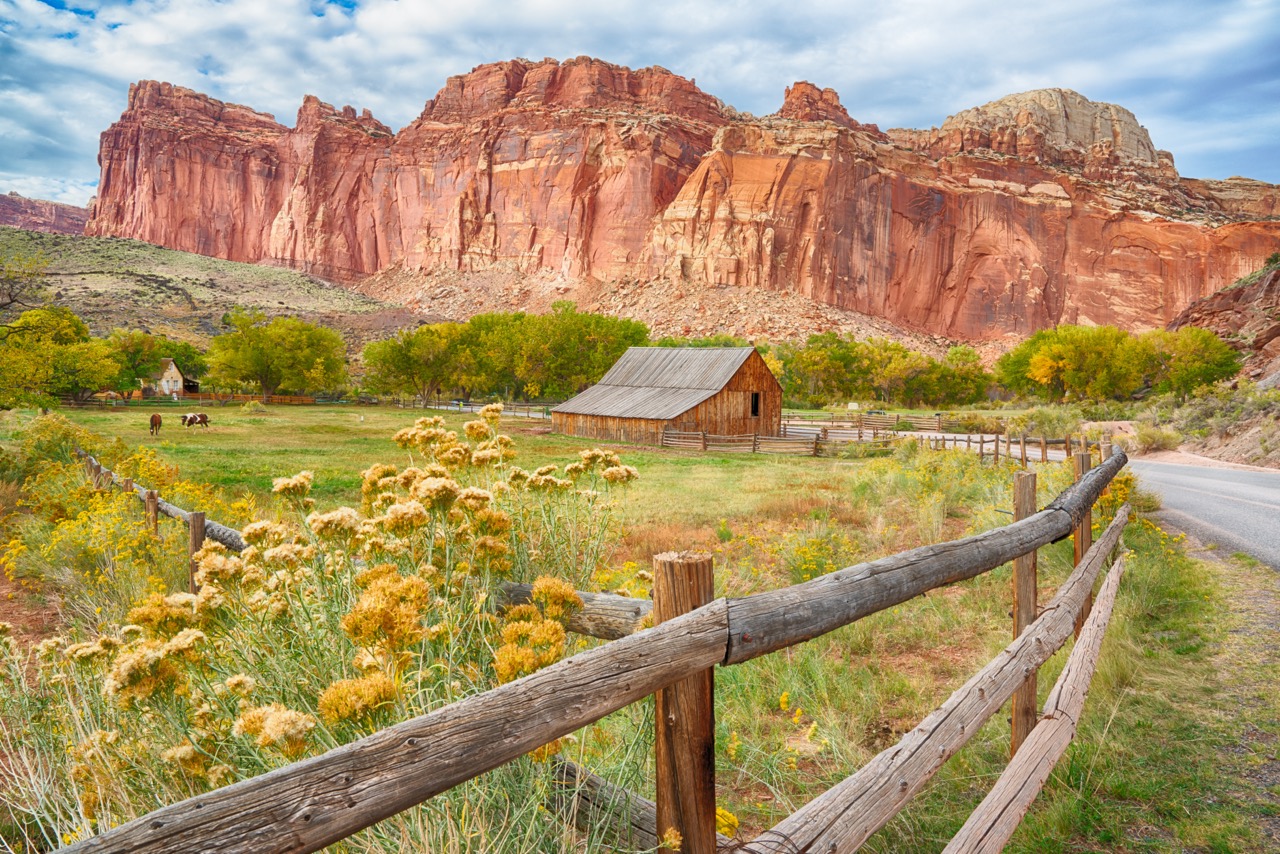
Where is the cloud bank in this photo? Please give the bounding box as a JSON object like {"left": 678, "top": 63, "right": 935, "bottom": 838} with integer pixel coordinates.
{"left": 2, "top": 0, "right": 1277, "bottom": 205}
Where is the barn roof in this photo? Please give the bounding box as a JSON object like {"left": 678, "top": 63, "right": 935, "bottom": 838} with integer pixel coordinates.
{"left": 553, "top": 347, "right": 756, "bottom": 420}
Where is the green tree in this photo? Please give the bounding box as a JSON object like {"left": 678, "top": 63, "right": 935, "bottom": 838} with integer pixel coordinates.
{"left": 999, "top": 325, "right": 1152, "bottom": 402}
{"left": 155, "top": 338, "right": 209, "bottom": 381}
{"left": 515, "top": 303, "right": 648, "bottom": 399}
{"left": 362, "top": 324, "right": 461, "bottom": 402}
{"left": 0, "top": 307, "right": 120, "bottom": 407}
{"left": 108, "top": 328, "right": 164, "bottom": 393}
{"left": 207, "top": 309, "right": 347, "bottom": 397}
{"left": 1143, "top": 327, "right": 1240, "bottom": 400}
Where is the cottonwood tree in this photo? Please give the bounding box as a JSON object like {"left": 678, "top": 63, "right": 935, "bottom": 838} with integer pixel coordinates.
{"left": 207, "top": 309, "right": 347, "bottom": 397}
{"left": 361, "top": 323, "right": 461, "bottom": 402}
{"left": 0, "top": 307, "right": 120, "bottom": 407}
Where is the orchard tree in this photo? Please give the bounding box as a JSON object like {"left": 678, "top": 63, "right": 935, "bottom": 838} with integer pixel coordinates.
{"left": 362, "top": 323, "right": 460, "bottom": 401}
{"left": 0, "top": 307, "right": 120, "bottom": 407}
{"left": 1143, "top": 327, "right": 1240, "bottom": 400}
{"left": 207, "top": 309, "right": 347, "bottom": 397}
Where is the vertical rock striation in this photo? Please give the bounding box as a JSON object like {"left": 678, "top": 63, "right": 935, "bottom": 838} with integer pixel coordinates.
{"left": 86, "top": 63, "right": 1280, "bottom": 341}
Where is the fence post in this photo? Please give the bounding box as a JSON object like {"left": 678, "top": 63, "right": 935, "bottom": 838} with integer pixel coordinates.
{"left": 145, "top": 490, "right": 159, "bottom": 534}
{"left": 752, "top": 433, "right": 760, "bottom": 453}
{"left": 1064, "top": 433, "right": 1072, "bottom": 457}
{"left": 1100, "top": 436, "right": 1112, "bottom": 461}
{"left": 122, "top": 477, "right": 133, "bottom": 496}
{"left": 1019, "top": 435, "right": 1027, "bottom": 467}
{"left": 1072, "top": 452, "right": 1093, "bottom": 639}
{"left": 993, "top": 434, "right": 1000, "bottom": 463}
{"left": 812, "top": 435, "right": 820, "bottom": 457}
{"left": 1040, "top": 437, "right": 1048, "bottom": 463}
{"left": 966, "top": 433, "right": 972, "bottom": 452}
{"left": 188, "top": 512, "right": 206, "bottom": 593}
{"left": 653, "top": 551, "right": 716, "bottom": 854}
{"left": 1011, "top": 471, "right": 1038, "bottom": 757}
{"left": 700, "top": 431, "right": 707, "bottom": 452}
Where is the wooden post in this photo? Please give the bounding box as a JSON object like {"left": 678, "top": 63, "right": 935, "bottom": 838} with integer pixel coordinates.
{"left": 812, "top": 435, "right": 820, "bottom": 457}
{"left": 700, "top": 431, "right": 707, "bottom": 452}
{"left": 1004, "top": 433, "right": 1012, "bottom": 457}
{"left": 966, "top": 433, "right": 972, "bottom": 451}
{"left": 653, "top": 552, "right": 716, "bottom": 854}
{"left": 188, "top": 511, "right": 206, "bottom": 593}
{"left": 1100, "top": 437, "right": 1112, "bottom": 461}
{"left": 1019, "top": 435, "right": 1027, "bottom": 467}
{"left": 1011, "top": 471, "right": 1038, "bottom": 757}
{"left": 993, "top": 434, "right": 1000, "bottom": 462}
{"left": 1040, "top": 437, "right": 1048, "bottom": 463}
{"left": 122, "top": 477, "right": 133, "bottom": 498}
{"left": 145, "top": 490, "right": 159, "bottom": 534}
{"left": 752, "top": 433, "right": 760, "bottom": 453}
{"left": 1072, "top": 453, "right": 1093, "bottom": 638}
{"left": 1064, "top": 433, "right": 1072, "bottom": 457}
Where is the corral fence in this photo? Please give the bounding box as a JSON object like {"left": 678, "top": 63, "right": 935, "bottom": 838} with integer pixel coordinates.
{"left": 64, "top": 442, "right": 1132, "bottom": 854}
{"left": 660, "top": 428, "right": 895, "bottom": 457}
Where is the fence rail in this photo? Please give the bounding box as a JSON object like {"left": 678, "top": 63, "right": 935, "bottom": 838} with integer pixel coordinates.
{"left": 63, "top": 444, "right": 1130, "bottom": 854}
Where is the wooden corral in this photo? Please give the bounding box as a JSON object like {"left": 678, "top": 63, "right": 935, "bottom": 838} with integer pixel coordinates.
{"left": 551, "top": 347, "right": 782, "bottom": 445}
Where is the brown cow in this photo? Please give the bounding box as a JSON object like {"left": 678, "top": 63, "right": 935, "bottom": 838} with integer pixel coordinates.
{"left": 149, "top": 413, "right": 162, "bottom": 436}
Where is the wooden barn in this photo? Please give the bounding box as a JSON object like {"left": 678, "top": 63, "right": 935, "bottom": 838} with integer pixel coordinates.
{"left": 552, "top": 347, "right": 782, "bottom": 445}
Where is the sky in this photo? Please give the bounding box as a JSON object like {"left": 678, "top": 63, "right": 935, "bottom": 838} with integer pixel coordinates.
{"left": 2, "top": 0, "right": 1278, "bottom": 206}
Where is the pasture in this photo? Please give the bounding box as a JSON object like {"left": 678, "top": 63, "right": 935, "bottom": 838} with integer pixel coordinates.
{"left": 0, "top": 404, "right": 1275, "bottom": 851}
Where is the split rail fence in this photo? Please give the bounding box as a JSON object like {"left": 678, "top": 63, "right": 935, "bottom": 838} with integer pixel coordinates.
{"left": 64, "top": 443, "right": 1131, "bottom": 853}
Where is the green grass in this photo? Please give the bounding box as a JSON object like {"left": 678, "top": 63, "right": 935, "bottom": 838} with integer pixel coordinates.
{"left": 2, "top": 405, "right": 1275, "bottom": 851}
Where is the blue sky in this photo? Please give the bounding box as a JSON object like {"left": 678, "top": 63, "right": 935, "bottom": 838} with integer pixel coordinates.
{"left": 2, "top": 0, "right": 1278, "bottom": 206}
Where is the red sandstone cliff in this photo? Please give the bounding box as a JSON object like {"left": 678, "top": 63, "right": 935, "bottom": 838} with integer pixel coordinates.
{"left": 1170, "top": 264, "right": 1280, "bottom": 381}
{"left": 86, "top": 61, "right": 1280, "bottom": 342}
{"left": 0, "top": 192, "right": 89, "bottom": 235}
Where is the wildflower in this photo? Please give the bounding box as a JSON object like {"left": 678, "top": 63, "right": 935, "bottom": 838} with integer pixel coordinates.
{"left": 602, "top": 465, "right": 639, "bottom": 484}
{"left": 225, "top": 674, "right": 256, "bottom": 697}
{"left": 779, "top": 691, "right": 790, "bottom": 712}
{"left": 412, "top": 476, "right": 461, "bottom": 510}
{"left": 307, "top": 506, "right": 362, "bottom": 540}
{"left": 163, "top": 628, "right": 206, "bottom": 661}
{"left": 534, "top": 464, "right": 558, "bottom": 477}
{"left": 458, "top": 487, "right": 493, "bottom": 512}
{"left": 471, "top": 447, "right": 502, "bottom": 466}
{"left": 660, "top": 827, "right": 683, "bottom": 851}
{"left": 241, "top": 521, "right": 289, "bottom": 547}
{"left": 127, "top": 591, "right": 200, "bottom": 636}
{"left": 341, "top": 571, "right": 433, "bottom": 650}
{"left": 507, "top": 467, "right": 531, "bottom": 486}
{"left": 0, "top": 622, "right": 12, "bottom": 637}
{"left": 318, "top": 672, "right": 397, "bottom": 726}
{"left": 271, "top": 471, "right": 314, "bottom": 497}
{"left": 396, "top": 467, "right": 425, "bottom": 488}
{"left": 715, "top": 807, "right": 740, "bottom": 837}
{"left": 437, "top": 446, "right": 470, "bottom": 467}
{"left": 233, "top": 703, "right": 317, "bottom": 757}
{"left": 103, "top": 640, "right": 181, "bottom": 705}
{"left": 725, "top": 730, "right": 741, "bottom": 760}
{"left": 63, "top": 640, "right": 109, "bottom": 662}
{"left": 161, "top": 742, "right": 206, "bottom": 776}
{"left": 382, "top": 500, "right": 430, "bottom": 535}
{"left": 564, "top": 461, "right": 587, "bottom": 479}
{"left": 464, "top": 419, "right": 491, "bottom": 441}
{"left": 529, "top": 739, "right": 563, "bottom": 762}
{"left": 479, "top": 402, "right": 504, "bottom": 423}
{"left": 530, "top": 576, "right": 583, "bottom": 625}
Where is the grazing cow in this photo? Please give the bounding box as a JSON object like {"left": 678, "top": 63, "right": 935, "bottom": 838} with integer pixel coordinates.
{"left": 149, "top": 413, "right": 162, "bottom": 436}
{"left": 181, "top": 412, "right": 210, "bottom": 428}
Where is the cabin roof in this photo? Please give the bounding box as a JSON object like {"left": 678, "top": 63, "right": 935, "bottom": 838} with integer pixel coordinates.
{"left": 552, "top": 347, "right": 756, "bottom": 420}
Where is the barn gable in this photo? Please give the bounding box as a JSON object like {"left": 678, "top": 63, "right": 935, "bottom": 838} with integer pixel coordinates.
{"left": 552, "top": 347, "right": 782, "bottom": 444}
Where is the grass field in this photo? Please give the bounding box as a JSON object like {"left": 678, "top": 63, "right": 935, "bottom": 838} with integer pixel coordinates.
{"left": 1, "top": 403, "right": 1275, "bottom": 851}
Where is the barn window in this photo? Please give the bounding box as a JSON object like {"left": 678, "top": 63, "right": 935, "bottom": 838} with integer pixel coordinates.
{"left": 751, "top": 392, "right": 760, "bottom": 417}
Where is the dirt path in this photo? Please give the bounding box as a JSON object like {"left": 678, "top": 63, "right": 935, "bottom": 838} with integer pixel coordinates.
{"left": 0, "top": 568, "right": 60, "bottom": 645}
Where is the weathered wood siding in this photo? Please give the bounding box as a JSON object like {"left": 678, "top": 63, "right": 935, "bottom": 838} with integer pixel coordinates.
{"left": 552, "top": 350, "right": 782, "bottom": 445}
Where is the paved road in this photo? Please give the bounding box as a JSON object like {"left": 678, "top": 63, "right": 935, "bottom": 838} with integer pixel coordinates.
{"left": 1128, "top": 459, "right": 1280, "bottom": 570}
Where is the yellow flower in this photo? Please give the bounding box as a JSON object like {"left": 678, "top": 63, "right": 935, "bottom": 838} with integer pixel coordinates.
{"left": 318, "top": 672, "right": 397, "bottom": 726}
{"left": 659, "top": 827, "right": 683, "bottom": 851}
{"left": 307, "top": 506, "right": 362, "bottom": 539}
{"left": 725, "top": 730, "right": 741, "bottom": 760}
{"left": 715, "top": 807, "right": 739, "bottom": 837}
{"left": 779, "top": 691, "right": 790, "bottom": 712}
{"left": 225, "top": 673, "right": 256, "bottom": 697}
{"left": 271, "top": 471, "right": 314, "bottom": 497}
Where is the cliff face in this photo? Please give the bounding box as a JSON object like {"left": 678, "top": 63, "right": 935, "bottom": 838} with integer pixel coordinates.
{"left": 87, "top": 63, "right": 1280, "bottom": 341}
{"left": 0, "top": 192, "right": 89, "bottom": 235}
{"left": 1170, "top": 265, "right": 1280, "bottom": 381}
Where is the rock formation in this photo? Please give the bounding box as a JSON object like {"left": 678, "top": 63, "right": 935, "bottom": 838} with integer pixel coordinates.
{"left": 0, "top": 191, "right": 89, "bottom": 235}
{"left": 86, "top": 60, "right": 1280, "bottom": 343}
{"left": 1170, "top": 264, "right": 1280, "bottom": 382}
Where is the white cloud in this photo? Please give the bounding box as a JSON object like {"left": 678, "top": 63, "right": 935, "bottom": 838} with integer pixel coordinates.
{"left": 1, "top": 0, "right": 1276, "bottom": 205}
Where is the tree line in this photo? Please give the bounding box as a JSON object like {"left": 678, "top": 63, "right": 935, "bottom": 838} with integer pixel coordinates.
{"left": 0, "top": 250, "right": 1245, "bottom": 410}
